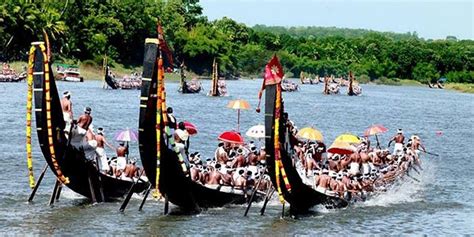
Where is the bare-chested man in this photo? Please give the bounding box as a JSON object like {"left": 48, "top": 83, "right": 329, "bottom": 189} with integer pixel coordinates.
{"left": 76, "top": 107, "right": 93, "bottom": 136}
{"left": 215, "top": 142, "right": 228, "bottom": 164}
{"left": 388, "top": 129, "right": 405, "bottom": 156}
{"left": 123, "top": 159, "right": 138, "bottom": 178}
{"left": 315, "top": 169, "right": 331, "bottom": 193}
{"left": 95, "top": 127, "right": 114, "bottom": 173}
{"left": 190, "top": 165, "right": 202, "bottom": 183}
{"left": 114, "top": 142, "right": 127, "bottom": 177}
{"left": 360, "top": 150, "right": 371, "bottom": 175}
{"left": 60, "top": 91, "right": 73, "bottom": 135}
{"left": 221, "top": 166, "right": 234, "bottom": 186}
{"left": 207, "top": 164, "right": 224, "bottom": 188}
{"left": 411, "top": 135, "right": 426, "bottom": 158}
{"left": 349, "top": 151, "right": 361, "bottom": 176}
{"left": 232, "top": 148, "right": 247, "bottom": 168}
{"left": 247, "top": 147, "right": 259, "bottom": 166}
{"left": 234, "top": 169, "right": 247, "bottom": 191}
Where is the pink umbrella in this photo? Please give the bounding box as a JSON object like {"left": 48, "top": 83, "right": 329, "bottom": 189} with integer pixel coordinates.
{"left": 364, "top": 124, "right": 388, "bottom": 148}
{"left": 218, "top": 131, "right": 244, "bottom": 144}
{"left": 114, "top": 128, "right": 138, "bottom": 142}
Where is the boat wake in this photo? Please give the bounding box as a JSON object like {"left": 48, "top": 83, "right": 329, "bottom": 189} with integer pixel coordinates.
{"left": 360, "top": 161, "right": 435, "bottom": 207}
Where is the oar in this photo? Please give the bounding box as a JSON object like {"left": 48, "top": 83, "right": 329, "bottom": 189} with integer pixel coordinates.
{"left": 405, "top": 171, "right": 420, "bottom": 182}
{"left": 244, "top": 175, "right": 264, "bottom": 217}
{"left": 138, "top": 184, "right": 152, "bottom": 211}
{"left": 119, "top": 169, "right": 145, "bottom": 212}
{"left": 419, "top": 149, "right": 439, "bottom": 157}
{"left": 49, "top": 179, "right": 60, "bottom": 206}
{"left": 55, "top": 183, "right": 62, "bottom": 201}
{"left": 87, "top": 165, "right": 98, "bottom": 204}
{"left": 94, "top": 157, "right": 105, "bottom": 202}
{"left": 51, "top": 123, "right": 75, "bottom": 203}
{"left": 260, "top": 187, "right": 275, "bottom": 216}
{"left": 28, "top": 164, "right": 48, "bottom": 202}
{"left": 164, "top": 194, "right": 169, "bottom": 215}
{"left": 281, "top": 202, "right": 286, "bottom": 218}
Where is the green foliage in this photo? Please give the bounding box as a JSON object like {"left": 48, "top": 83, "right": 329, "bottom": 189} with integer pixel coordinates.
{"left": 413, "top": 62, "right": 439, "bottom": 83}
{"left": 0, "top": 0, "right": 472, "bottom": 84}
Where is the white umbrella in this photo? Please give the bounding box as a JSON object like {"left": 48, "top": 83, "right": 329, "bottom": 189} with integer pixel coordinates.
{"left": 245, "top": 124, "right": 265, "bottom": 139}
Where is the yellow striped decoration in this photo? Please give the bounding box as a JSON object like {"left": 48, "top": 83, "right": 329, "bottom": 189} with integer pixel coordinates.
{"left": 39, "top": 44, "right": 69, "bottom": 185}
{"left": 273, "top": 83, "right": 292, "bottom": 204}
{"left": 26, "top": 46, "right": 36, "bottom": 188}
{"left": 152, "top": 56, "right": 163, "bottom": 199}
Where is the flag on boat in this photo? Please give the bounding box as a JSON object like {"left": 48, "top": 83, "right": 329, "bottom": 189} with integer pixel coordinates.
{"left": 264, "top": 55, "right": 284, "bottom": 85}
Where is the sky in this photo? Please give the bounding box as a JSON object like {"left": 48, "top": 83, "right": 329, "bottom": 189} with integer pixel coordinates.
{"left": 200, "top": 0, "right": 473, "bottom": 39}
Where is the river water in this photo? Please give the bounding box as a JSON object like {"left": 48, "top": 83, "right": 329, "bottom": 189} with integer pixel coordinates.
{"left": 0, "top": 79, "right": 473, "bottom": 235}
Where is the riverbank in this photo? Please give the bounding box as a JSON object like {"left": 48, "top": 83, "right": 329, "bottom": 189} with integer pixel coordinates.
{"left": 7, "top": 61, "right": 473, "bottom": 94}
{"left": 444, "top": 83, "right": 474, "bottom": 93}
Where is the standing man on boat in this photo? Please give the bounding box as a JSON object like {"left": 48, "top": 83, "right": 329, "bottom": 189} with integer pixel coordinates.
{"left": 115, "top": 142, "right": 128, "bottom": 177}
{"left": 60, "top": 91, "right": 73, "bottom": 136}
{"left": 96, "top": 127, "right": 115, "bottom": 173}
{"left": 388, "top": 129, "right": 405, "bottom": 156}
{"left": 410, "top": 135, "right": 426, "bottom": 160}
{"left": 166, "top": 107, "right": 177, "bottom": 129}
{"left": 76, "top": 107, "right": 93, "bottom": 136}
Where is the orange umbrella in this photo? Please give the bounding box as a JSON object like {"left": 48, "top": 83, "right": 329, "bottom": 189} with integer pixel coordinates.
{"left": 227, "top": 99, "right": 250, "bottom": 132}
{"left": 364, "top": 124, "right": 388, "bottom": 148}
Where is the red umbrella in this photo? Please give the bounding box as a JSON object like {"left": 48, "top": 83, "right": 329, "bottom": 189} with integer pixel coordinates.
{"left": 218, "top": 131, "right": 244, "bottom": 144}
{"left": 183, "top": 121, "right": 198, "bottom": 136}
{"left": 328, "top": 141, "right": 355, "bottom": 155}
{"left": 364, "top": 124, "right": 388, "bottom": 148}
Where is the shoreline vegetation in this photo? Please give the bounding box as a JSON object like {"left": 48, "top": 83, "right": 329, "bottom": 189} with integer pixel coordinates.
{"left": 2, "top": 1, "right": 472, "bottom": 93}
{"left": 9, "top": 60, "right": 472, "bottom": 93}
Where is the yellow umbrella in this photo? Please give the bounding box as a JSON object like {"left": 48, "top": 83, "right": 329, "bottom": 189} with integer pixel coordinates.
{"left": 227, "top": 99, "right": 250, "bottom": 132}
{"left": 296, "top": 127, "right": 323, "bottom": 141}
{"left": 334, "top": 133, "right": 361, "bottom": 144}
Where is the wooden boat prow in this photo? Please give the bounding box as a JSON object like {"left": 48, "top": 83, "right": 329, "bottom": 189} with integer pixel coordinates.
{"left": 264, "top": 83, "right": 348, "bottom": 213}
{"left": 30, "top": 42, "right": 147, "bottom": 202}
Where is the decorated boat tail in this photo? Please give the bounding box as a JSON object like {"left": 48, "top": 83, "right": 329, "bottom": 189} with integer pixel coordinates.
{"left": 178, "top": 62, "right": 202, "bottom": 94}
{"left": 323, "top": 75, "right": 340, "bottom": 95}
{"left": 261, "top": 55, "right": 348, "bottom": 214}
{"left": 281, "top": 79, "right": 299, "bottom": 92}
{"left": 26, "top": 41, "right": 147, "bottom": 202}
{"left": 208, "top": 58, "right": 228, "bottom": 96}
{"left": 347, "top": 71, "right": 362, "bottom": 96}
{"left": 139, "top": 37, "right": 263, "bottom": 213}
{"left": 300, "top": 71, "right": 318, "bottom": 85}
{"left": 103, "top": 67, "right": 142, "bottom": 90}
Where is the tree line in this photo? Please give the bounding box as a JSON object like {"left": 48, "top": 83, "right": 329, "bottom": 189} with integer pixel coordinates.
{"left": 1, "top": 0, "right": 473, "bottom": 83}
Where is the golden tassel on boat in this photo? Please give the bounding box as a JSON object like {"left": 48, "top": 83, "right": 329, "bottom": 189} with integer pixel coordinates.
{"left": 155, "top": 56, "right": 163, "bottom": 196}
{"left": 39, "top": 43, "right": 69, "bottom": 184}
{"left": 26, "top": 46, "right": 36, "bottom": 189}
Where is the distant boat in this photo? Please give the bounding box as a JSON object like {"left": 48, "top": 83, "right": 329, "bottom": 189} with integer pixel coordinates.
{"left": 55, "top": 64, "right": 84, "bottom": 82}
{"left": 207, "top": 58, "right": 228, "bottom": 96}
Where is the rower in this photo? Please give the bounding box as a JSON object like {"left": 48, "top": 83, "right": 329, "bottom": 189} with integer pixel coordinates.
{"left": 115, "top": 142, "right": 128, "bottom": 177}
{"left": 95, "top": 127, "right": 114, "bottom": 173}
{"left": 410, "top": 135, "right": 426, "bottom": 162}
{"left": 388, "top": 129, "right": 405, "bottom": 156}
{"left": 60, "top": 91, "right": 73, "bottom": 136}
{"left": 76, "top": 107, "right": 93, "bottom": 137}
